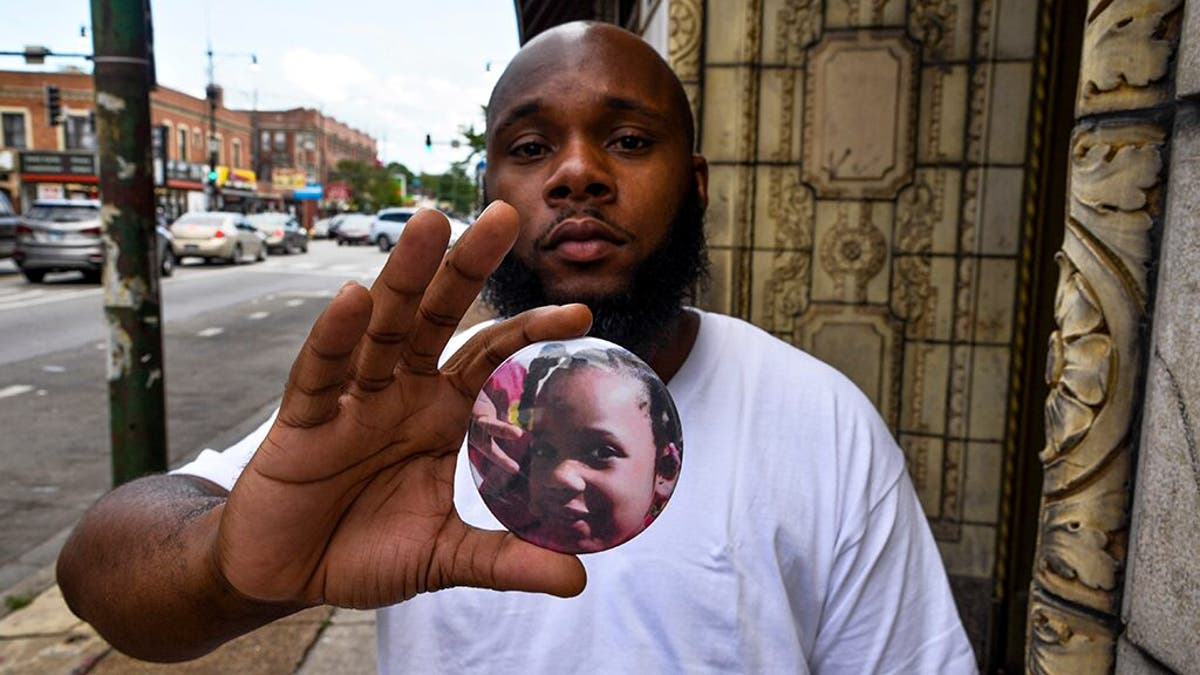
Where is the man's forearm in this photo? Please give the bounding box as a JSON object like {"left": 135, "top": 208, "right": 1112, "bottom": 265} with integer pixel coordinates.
{"left": 56, "top": 474, "right": 306, "bottom": 662}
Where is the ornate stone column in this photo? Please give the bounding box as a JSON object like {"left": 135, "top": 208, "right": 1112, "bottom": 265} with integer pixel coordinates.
{"left": 1026, "top": 1, "right": 1184, "bottom": 672}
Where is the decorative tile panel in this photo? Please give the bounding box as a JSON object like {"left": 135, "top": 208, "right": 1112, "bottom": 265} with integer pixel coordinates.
{"left": 802, "top": 31, "right": 917, "bottom": 199}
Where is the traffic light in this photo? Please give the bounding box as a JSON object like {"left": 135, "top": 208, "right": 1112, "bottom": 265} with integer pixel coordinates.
{"left": 45, "top": 85, "right": 62, "bottom": 126}
{"left": 207, "top": 167, "right": 219, "bottom": 183}
{"left": 425, "top": 134, "right": 432, "bottom": 152}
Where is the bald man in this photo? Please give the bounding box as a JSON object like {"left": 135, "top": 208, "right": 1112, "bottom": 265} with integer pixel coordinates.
{"left": 58, "top": 23, "right": 975, "bottom": 673}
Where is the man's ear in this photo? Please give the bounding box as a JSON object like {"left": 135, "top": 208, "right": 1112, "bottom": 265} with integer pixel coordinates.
{"left": 691, "top": 155, "right": 709, "bottom": 209}
{"left": 654, "top": 442, "right": 682, "bottom": 499}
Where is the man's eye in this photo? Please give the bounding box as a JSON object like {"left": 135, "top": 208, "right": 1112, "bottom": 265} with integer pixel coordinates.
{"left": 613, "top": 135, "right": 650, "bottom": 151}
{"left": 513, "top": 142, "right": 546, "bottom": 158}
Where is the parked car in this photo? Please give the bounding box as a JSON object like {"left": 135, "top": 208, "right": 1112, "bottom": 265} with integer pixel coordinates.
{"left": 13, "top": 200, "right": 105, "bottom": 282}
{"left": 11, "top": 199, "right": 176, "bottom": 283}
{"left": 248, "top": 212, "right": 308, "bottom": 254}
{"left": 0, "top": 191, "right": 18, "bottom": 259}
{"left": 334, "top": 214, "right": 374, "bottom": 245}
{"left": 312, "top": 215, "right": 343, "bottom": 239}
{"left": 155, "top": 225, "right": 177, "bottom": 277}
{"left": 370, "top": 207, "right": 419, "bottom": 252}
{"left": 169, "top": 211, "right": 267, "bottom": 265}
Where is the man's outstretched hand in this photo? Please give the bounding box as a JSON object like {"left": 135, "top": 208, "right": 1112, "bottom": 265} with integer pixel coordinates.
{"left": 214, "top": 202, "right": 591, "bottom": 610}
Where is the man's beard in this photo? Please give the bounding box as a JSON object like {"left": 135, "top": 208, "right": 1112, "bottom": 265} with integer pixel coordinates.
{"left": 483, "top": 182, "right": 709, "bottom": 360}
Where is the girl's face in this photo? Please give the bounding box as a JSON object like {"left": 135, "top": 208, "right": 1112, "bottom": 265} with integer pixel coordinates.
{"left": 526, "top": 366, "right": 661, "bottom": 553}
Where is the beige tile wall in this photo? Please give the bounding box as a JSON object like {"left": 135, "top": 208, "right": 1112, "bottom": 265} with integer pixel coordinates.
{"left": 655, "top": 0, "right": 1045, "bottom": 647}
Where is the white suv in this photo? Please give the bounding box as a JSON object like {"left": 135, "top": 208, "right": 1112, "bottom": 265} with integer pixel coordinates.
{"left": 370, "top": 207, "right": 418, "bottom": 252}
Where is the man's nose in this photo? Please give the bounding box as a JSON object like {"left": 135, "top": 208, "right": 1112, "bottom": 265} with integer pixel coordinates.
{"left": 543, "top": 137, "right": 614, "bottom": 205}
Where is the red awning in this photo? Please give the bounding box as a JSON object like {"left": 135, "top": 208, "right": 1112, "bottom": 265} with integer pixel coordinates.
{"left": 21, "top": 173, "right": 99, "bottom": 184}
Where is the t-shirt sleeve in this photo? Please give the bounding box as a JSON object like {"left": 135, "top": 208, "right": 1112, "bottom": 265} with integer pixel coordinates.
{"left": 809, "top": 397, "right": 977, "bottom": 674}
{"left": 170, "top": 411, "right": 276, "bottom": 491}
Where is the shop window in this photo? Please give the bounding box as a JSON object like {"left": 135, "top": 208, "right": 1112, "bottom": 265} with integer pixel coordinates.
{"left": 177, "top": 127, "right": 188, "bottom": 160}
{"left": 1, "top": 112, "right": 27, "bottom": 148}
{"left": 274, "top": 130, "right": 287, "bottom": 152}
{"left": 64, "top": 113, "right": 96, "bottom": 151}
{"left": 193, "top": 130, "right": 202, "bottom": 157}
{"left": 233, "top": 140, "right": 242, "bottom": 168}
{"left": 260, "top": 130, "right": 270, "bottom": 155}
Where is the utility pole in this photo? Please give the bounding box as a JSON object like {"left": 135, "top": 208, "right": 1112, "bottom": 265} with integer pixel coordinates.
{"left": 90, "top": 0, "right": 168, "bottom": 485}
{"left": 205, "top": 42, "right": 219, "bottom": 211}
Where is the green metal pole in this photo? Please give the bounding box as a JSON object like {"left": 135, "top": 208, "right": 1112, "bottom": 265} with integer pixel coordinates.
{"left": 90, "top": 0, "right": 168, "bottom": 486}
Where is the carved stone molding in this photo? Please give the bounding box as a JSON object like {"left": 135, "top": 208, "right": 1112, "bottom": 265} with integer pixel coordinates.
{"left": 773, "top": 0, "right": 821, "bottom": 59}
{"left": 802, "top": 31, "right": 917, "bottom": 200}
{"left": 908, "top": 0, "right": 957, "bottom": 60}
{"left": 1027, "top": 119, "right": 1167, "bottom": 665}
{"left": 819, "top": 204, "right": 887, "bottom": 303}
{"left": 1028, "top": 590, "right": 1117, "bottom": 674}
{"left": 668, "top": 0, "right": 703, "bottom": 81}
{"left": 763, "top": 169, "right": 814, "bottom": 333}
{"left": 1077, "top": 0, "right": 1184, "bottom": 116}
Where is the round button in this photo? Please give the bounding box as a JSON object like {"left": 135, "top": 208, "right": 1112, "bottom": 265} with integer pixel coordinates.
{"left": 468, "top": 337, "right": 683, "bottom": 554}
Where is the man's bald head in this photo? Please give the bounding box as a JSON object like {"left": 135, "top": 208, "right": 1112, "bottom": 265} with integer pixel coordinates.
{"left": 486, "top": 21, "right": 695, "bottom": 152}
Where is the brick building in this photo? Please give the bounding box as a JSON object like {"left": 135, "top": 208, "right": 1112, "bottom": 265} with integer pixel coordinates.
{"left": 0, "top": 69, "right": 377, "bottom": 227}
{"left": 250, "top": 107, "right": 377, "bottom": 225}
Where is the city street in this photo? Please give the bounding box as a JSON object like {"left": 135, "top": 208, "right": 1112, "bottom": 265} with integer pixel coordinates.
{"left": 0, "top": 239, "right": 391, "bottom": 590}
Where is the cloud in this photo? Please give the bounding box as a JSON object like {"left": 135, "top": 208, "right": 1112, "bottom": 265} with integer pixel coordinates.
{"left": 280, "top": 48, "right": 377, "bottom": 104}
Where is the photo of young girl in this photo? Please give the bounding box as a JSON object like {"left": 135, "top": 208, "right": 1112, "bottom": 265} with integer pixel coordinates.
{"left": 468, "top": 337, "right": 683, "bottom": 554}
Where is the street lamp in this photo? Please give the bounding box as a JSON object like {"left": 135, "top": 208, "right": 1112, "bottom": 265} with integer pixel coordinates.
{"left": 205, "top": 44, "right": 257, "bottom": 211}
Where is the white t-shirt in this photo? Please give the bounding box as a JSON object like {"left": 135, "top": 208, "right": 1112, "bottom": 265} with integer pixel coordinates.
{"left": 175, "top": 310, "right": 976, "bottom": 674}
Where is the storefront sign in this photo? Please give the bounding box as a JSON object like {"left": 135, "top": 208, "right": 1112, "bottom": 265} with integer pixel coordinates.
{"left": 293, "top": 184, "right": 323, "bottom": 200}
{"left": 325, "top": 182, "right": 351, "bottom": 202}
{"left": 272, "top": 168, "right": 307, "bottom": 189}
{"left": 37, "top": 184, "right": 65, "bottom": 200}
{"left": 166, "top": 161, "right": 205, "bottom": 186}
{"left": 20, "top": 151, "right": 96, "bottom": 176}
{"left": 216, "top": 166, "right": 257, "bottom": 191}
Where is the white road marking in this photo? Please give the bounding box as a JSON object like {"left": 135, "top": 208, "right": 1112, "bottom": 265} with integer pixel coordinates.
{"left": 0, "top": 384, "right": 34, "bottom": 399}
{"left": 247, "top": 311, "right": 270, "bottom": 320}
{"left": 42, "top": 365, "right": 66, "bottom": 373}
{"left": 285, "top": 299, "right": 304, "bottom": 307}
{"left": 197, "top": 327, "right": 224, "bottom": 337}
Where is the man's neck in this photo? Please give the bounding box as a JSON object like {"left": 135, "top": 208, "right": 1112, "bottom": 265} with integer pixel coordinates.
{"left": 642, "top": 309, "right": 700, "bottom": 384}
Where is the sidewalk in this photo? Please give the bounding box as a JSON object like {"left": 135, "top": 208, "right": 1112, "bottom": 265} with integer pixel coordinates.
{"left": 0, "top": 574, "right": 376, "bottom": 674}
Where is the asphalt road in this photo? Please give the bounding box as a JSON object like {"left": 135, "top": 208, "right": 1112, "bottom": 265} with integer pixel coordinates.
{"left": 0, "top": 239, "right": 392, "bottom": 592}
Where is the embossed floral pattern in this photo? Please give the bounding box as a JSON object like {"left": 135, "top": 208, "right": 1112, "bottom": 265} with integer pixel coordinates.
{"left": 1042, "top": 255, "right": 1113, "bottom": 463}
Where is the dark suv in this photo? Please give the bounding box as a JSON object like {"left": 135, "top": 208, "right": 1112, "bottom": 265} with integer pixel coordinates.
{"left": 0, "top": 192, "right": 17, "bottom": 260}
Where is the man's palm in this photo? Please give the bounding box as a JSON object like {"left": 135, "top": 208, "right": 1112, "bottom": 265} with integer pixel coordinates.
{"left": 214, "top": 204, "right": 590, "bottom": 609}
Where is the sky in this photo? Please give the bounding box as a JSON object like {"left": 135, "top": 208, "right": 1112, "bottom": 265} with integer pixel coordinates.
{"left": 0, "top": 0, "right": 521, "bottom": 174}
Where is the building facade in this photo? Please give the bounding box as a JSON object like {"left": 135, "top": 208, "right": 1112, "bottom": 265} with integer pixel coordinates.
{"left": 249, "top": 107, "right": 377, "bottom": 226}
{"left": 0, "top": 70, "right": 377, "bottom": 226}
{"left": 514, "top": 1, "right": 1199, "bottom": 673}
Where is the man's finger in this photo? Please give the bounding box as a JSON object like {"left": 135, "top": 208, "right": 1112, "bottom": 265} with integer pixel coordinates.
{"left": 444, "top": 304, "right": 592, "bottom": 400}
{"left": 402, "top": 201, "right": 521, "bottom": 375}
{"left": 442, "top": 526, "right": 587, "bottom": 598}
{"left": 354, "top": 212, "right": 450, "bottom": 391}
{"left": 278, "top": 283, "right": 373, "bottom": 428}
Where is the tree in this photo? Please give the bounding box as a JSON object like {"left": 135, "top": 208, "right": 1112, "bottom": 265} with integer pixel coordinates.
{"left": 331, "top": 159, "right": 404, "bottom": 212}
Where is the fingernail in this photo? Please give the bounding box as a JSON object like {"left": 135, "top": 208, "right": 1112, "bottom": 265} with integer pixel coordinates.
{"left": 337, "top": 281, "right": 356, "bottom": 296}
